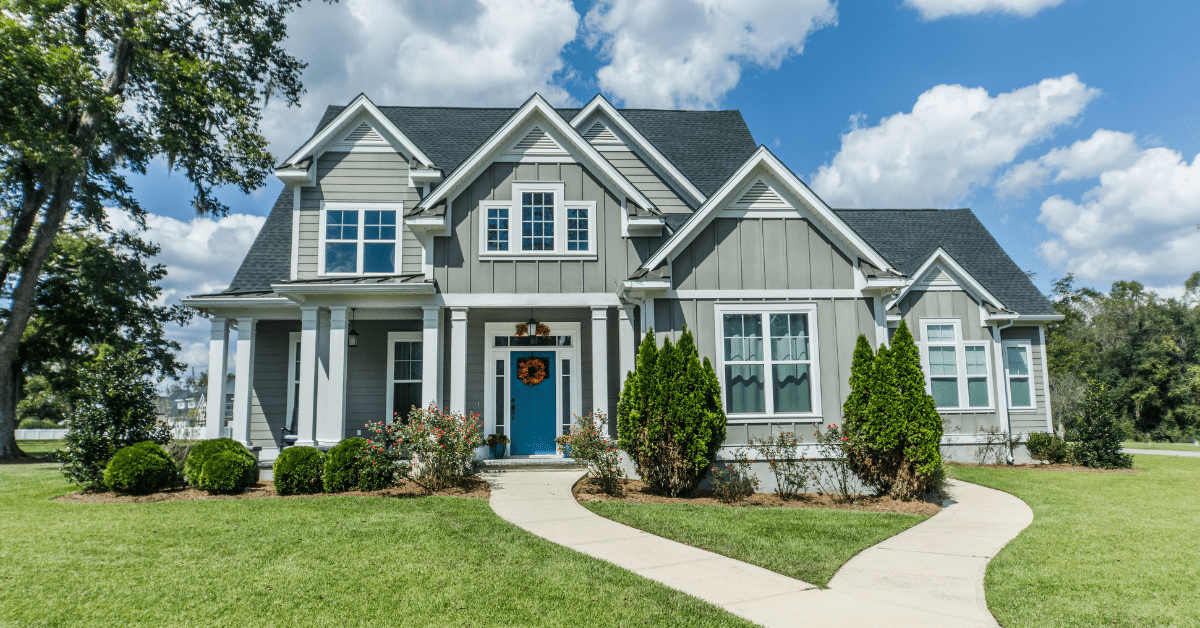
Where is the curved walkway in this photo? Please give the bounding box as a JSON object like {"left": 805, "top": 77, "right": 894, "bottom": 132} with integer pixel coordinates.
{"left": 486, "top": 471, "right": 1032, "bottom": 628}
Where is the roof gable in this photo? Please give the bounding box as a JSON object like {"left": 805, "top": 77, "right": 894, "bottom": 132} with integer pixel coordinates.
{"left": 280, "top": 94, "right": 434, "bottom": 168}
{"left": 891, "top": 248, "right": 1006, "bottom": 310}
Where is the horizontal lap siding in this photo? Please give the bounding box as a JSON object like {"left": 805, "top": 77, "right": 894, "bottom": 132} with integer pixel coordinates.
{"left": 344, "top": 319, "right": 422, "bottom": 440}
{"left": 250, "top": 321, "right": 299, "bottom": 447}
{"left": 296, "top": 151, "right": 423, "bottom": 278}
{"left": 1002, "top": 325, "right": 1050, "bottom": 434}
{"left": 601, "top": 150, "right": 693, "bottom": 213}
{"left": 673, "top": 218, "right": 857, "bottom": 290}
{"left": 654, "top": 298, "right": 875, "bottom": 446}
{"left": 435, "top": 162, "right": 653, "bottom": 294}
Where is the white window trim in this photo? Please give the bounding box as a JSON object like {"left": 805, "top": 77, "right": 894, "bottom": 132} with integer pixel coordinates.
{"left": 385, "top": 331, "right": 424, "bottom": 425}
{"left": 285, "top": 332, "right": 301, "bottom": 432}
{"left": 713, "top": 302, "right": 822, "bottom": 423}
{"left": 318, "top": 201, "right": 404, "bottom": 276}
{"left": 919, "top": 318, "right": 995, "bottom": 413}
{"left": 1002, "top": 339, "right": 1037, "bottom": 411}
{"left": 477, "top": 181, "right": 597, "bottom": 260}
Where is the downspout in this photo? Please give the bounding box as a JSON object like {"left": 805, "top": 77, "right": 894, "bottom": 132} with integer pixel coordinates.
{"left": 992, "top": 316, "right": 1017, "bottom": 464}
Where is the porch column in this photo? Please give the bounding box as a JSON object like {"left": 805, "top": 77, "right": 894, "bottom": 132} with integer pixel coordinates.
{"left": 591, "top": 306, "right": 610, "bottom": 419}
{"left": 318, "top": 306, "right": 349, "bottom": 446}
{"left": 872, "top": 295, "right": 888, "bottom": 348}
{"left": 204, "top": 318, "right": 230, "bottom": 440}
{"left": 449, "top": 307, "right": 469, "bottom": 413}
{"left": 231, "top": 318, "right": 257, "bottom": 446}
{"left": 422, "top": 305, "right": 442, "bottom": 409}
{"left": 618, "top": 306, "right": 636, "bottom": 387}
{"left": 295, "top": 306, "right": 320, "bottom": 447}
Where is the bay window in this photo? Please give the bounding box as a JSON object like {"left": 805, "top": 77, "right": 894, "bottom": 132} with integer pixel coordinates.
{"left": 319, "top": 202, "right": 401, "bottom": 275}
{"left": 716, "top": 304, "right": 820, "bottom": 420}
{"left": 921, "top": 320, "right": 992, "bottom": 411}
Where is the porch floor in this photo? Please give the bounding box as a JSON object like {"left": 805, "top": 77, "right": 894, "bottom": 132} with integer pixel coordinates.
{"left": 478, "top": 456, "right": 586, "bottom": 470}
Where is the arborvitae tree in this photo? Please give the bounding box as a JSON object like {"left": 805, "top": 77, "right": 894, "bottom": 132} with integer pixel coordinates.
{"left": 1069, "top": 381, "right": 1133, "bottom": 469}
{"left": 887, "top": 321, "right": 944, "bottom": 498}
{"left": 842, "top": 335, "right": 876, "bottom": 434}
{"left": 617, "top": 329, "right": 659, "bottom": 459}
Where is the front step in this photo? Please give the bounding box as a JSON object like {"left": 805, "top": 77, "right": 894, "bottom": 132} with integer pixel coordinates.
{"left": 479, "top": 457, "right": 586, "bottom": 470}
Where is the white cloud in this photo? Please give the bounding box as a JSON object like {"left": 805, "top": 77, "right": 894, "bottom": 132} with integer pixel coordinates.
{"left": 997, "top": 129, "right": 1141, "bottom": 198}
{"left": 905, "top": 0, "right": 1067, "bottom": 20}
{"left": 584, "top": 0, "right": 837, "bottom": 108}
{"left": 810, "top": 74, "right": 1098, "bottom": 208}
{"left": 262, "top": 0, "right": 580, "bottom": 156}
{"left": 107, "top": 210, "right": 265, "bottom": 370}
{"left": 1038, "top": 147, "right": 1200, "bottom": 289}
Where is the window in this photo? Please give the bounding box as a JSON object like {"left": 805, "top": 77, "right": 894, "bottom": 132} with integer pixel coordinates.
{"left": 921, "top": 320, "right": 992, "bottom": 410}
{"left": 320, "top": 203, "right": 401, "bottom": 274}
{"left": 386, "top": 332, "right": 423, "bottom": 424}
{"left": 1003, "top": 341, "right": 1035, "bottom": 409}
{"left": 716, "top": 305, "right": 819, "bottom": 419}
{"left": 478, "top": 182, "right": 595, "bottom": 257}
{"left": 561, "top": 359, "right": 572, "bottom": 435}
{"left": 285, "top": 333, "right": 301, "bottom": 433}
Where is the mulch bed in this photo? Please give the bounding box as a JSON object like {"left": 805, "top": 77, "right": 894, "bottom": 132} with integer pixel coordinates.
{"left": 946, "top": 461, "right": 1142, "bottom": 474}
{"left": 573, "top": 477, "right": 941, "bottom": 516}
{"left": 53, "top": 477, "right": 491, "bottom": 504}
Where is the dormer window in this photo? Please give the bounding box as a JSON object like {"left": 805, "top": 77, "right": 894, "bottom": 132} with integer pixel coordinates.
{"left": 319, "top": 202, "right": 402, "bottom": 275}
{"left": 479, "top": 182, "right": 595, "bottom": 259}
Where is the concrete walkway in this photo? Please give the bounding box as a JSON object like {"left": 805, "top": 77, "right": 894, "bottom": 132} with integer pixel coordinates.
{"left": 1125, "top": 448, "right": 1200, "bottom": 458}
{"left": 486, "top": 471, "right": 1032, "bottom": 628}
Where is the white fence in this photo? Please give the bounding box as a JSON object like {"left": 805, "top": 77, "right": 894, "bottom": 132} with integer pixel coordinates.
{"left": 15, "top": 429, "right": 68, "bottom": 440}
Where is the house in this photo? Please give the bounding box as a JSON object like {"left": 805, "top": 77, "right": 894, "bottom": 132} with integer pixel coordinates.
{"left": 181, "top": 93, "right": 1061, "bottom": 467}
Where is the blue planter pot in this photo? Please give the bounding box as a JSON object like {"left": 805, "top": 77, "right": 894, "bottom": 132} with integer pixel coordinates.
{"left": 489, "top": 443, "right": 506, "bottom": 459}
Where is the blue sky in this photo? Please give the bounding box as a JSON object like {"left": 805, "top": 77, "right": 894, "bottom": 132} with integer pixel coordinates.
{"left": 126, "top": 0, "right": 1200, "bottom": 370}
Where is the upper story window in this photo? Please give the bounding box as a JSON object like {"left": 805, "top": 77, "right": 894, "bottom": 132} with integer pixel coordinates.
{"left": 319, "top": 202, "right": 401, "bottom": 275}
{"left": 479, "top": 182, "right": 595, "bottom": 259}
{"left": 920, "top": 320, "right": 992, "bottom": 411}
{"left": 715, "top": 303, "right": 821, "bottom": 422}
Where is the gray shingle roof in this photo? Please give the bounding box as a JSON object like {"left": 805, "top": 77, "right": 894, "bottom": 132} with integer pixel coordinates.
{"left": 226, "top": 187, "right": 292, "bottom": 293}
{"left": 834, "top": 209, "right": 1056, "bottom": 316}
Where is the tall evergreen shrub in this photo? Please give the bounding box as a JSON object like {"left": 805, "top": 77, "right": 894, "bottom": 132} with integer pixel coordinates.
{"left": 617, "top": 327, "right": 725, "bottom": 497}
{"left": 1069, "top": 381, "right": 1133, "bottom": 469}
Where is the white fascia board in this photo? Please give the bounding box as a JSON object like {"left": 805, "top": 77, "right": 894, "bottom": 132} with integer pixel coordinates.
{"left": 404, "top": 215, "right": 449, "bottom": 236}
{"left": 408, "top": 168, "right": 443, "bottom": 183}
{"left": 626, "top": 216, "right": 665, "bottom": 237}
{"left": 414, "top": 94, "right": 656, "bottom": 215}
{"left": 272, "top": 282, "right": 436, "bottom": 296}
{"left": 893, "top": 248, "right": 1007, "bottom": 311}
{"left": 275, "top": 166, "right": 314, "bottom": 186}
{"left": 642, "top": 146, "right": 893, "bottom": 272}
{"left": 182, "top": 296, "right": 294, "bottom": 309}
{"left": 570, "top": 95, "right": 707, "bottom": 205}
{"left": 985, "top": 313, "right": 1065, "bottom": 322}
{"left": 279, "top": 94, "right": 434, "bottom": 169}
{"left": 621, "top": 279, "right": 671, "bottom": 292}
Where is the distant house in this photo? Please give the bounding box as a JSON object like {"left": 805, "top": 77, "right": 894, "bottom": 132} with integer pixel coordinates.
{"left": 183, "top": 93, "right": 1061, "bottom": 467}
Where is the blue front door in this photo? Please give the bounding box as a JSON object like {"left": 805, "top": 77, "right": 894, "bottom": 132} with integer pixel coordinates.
{"left": 510, "top": 352, "right": 556, "bottom": 455}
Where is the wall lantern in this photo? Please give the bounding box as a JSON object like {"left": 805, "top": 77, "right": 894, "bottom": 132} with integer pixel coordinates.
{"left": 348, "top": 308, "right": 360, "bottom": 348}
{"left": 526, "top": 315, "right": 538, "bottom": 337}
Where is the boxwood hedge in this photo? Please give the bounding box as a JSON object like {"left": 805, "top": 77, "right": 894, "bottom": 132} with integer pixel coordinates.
{"left": 103, "top": 441, "right": 176, "bottom": 494}
{"left": 274, "top": 446, "right": 325, "bottom": 495}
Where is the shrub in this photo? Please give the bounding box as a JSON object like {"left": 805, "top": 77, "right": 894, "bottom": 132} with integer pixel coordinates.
{"left": 842, "top": 325, "right": 944, "bottom": 501}
{"left": 749, "top": 431, "right": 811, "bottom": 499}
{"left": 273, "top": 447, "right": 325, "bottom": 495}
{"left": 388, "top": 406, "right": 483, "bottom": 492}
{"left": 1068, "top": 381, "right": 1133, "bottom": 469}
{"left": 710, "top": 448, "right": 758, "bottom": 504}
{"left": 103, "top": 441, "right": 176, "bottom": 494}
{"left": 617, "top": 327, "right": 726, "bottom": 497}
{"left": 183, "top": 438, "right": 255, "bottom": 487}
{"left": 322, "top": 438, "right": 370, "bottom": 493}
{"left": 975, "top": 427, "right": 1022, "bottom": 465}
{"left": 812, "top": 423, "right": 860, "bottom": 501}
{"left": 18, "top": 418, "right": 61, "bottom": 429}
{"left": 1026, "top": 431, "right": 1070, "bottom": 464}
{"left": 164, "top": 439, "right": 201, "bottom": 474}
{"left": 60, "top": 346, "right": 170, "bottom": 490}
{"left": 197, "top": 451, "right": 258, "bottom": 493}
{"left": 557, "top": 413, "right": 624, "bottom": 496}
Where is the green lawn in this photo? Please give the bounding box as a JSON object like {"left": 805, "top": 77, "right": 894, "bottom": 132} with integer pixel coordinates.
{"left": 0, "top": 464, "right": 752, "bottom": 628}
{"left": 1121, "top": 440, "right": 1199, "bottom": 452}
{"left": 14, "top": 439, "right": 63, "bottom": 457}
{"left": 582, "top": 501, "right": 927, "bottom": 587}
{"left": 950, "top": 455, "right": 1200, "bottom": 628}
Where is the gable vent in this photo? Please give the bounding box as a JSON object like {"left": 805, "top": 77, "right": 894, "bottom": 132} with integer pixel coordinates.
{"left": 584, "top": 121, "right": 620, "bottom": 144}
{"left": 736, "top": 179, "right": 788, "bottom": 207}
{"left": 512, "top": 126, "right": 565, "bottom": 153}
{"left": 914, "top": 266, "right": 960, "bottom": 290}
{"left": 343, "top": 121, "right": 385, "bottom": 144}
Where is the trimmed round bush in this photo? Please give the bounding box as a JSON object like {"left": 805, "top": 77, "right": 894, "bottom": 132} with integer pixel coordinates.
{"left": 322, "top": 438, "right": 369, "bottom": 493}
{"left": 184, "top": 438, "right": 257, "bottom": 492}
{"left": 274, "top": 446, "right": 325, "bottom": 495}
{"left": 104, "top": 441, "right": 176, "bottom": 494}
{"left": 197, "top": 451, "right": 258, "bottom": 493}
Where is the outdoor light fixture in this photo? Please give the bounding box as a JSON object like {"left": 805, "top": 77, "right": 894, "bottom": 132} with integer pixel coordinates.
{"left": 526, "top": 312, "right": 537, "bottom": 337}
{"left": 348, "top": 308, "right": 360, "bottom": 348}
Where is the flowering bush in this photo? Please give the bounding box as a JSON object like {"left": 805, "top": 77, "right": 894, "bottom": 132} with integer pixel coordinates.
{"left": 748, "top": 431, "right": 811, "bottom": 499}
{"left": 557, "top": 413, "right": 624, "bottom": 496}
{"left": 363, "top": 405, "right": 483, "bottom": 492}
{"left": 710, "top": 448, "right": 758, "bottom": 504}
{"left": 812, "top": 423, "right": 862, "bottom": 501}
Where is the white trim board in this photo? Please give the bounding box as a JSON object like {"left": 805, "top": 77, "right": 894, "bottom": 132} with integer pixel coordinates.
{"left": 280, "top": 94, "right": 434, "bottom": 170}
{"left": 890, "top": 248, "right": 1006, "bottom": 312}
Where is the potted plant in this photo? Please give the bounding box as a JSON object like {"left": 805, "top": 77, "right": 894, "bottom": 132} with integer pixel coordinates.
{"left": 555, "top": 433, "right": 572, "bottom": 458}
{"left": 486, "top": 433, "right": 509, "bottom": 459}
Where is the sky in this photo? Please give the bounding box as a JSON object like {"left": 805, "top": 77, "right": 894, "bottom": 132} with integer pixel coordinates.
{"left": 126, "top": 0, "right": 1200, "bottom": 380}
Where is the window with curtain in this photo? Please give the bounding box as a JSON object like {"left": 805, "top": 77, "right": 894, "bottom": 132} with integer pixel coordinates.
{"left": 721, "top": 310, "right": 815, "bottom": 417}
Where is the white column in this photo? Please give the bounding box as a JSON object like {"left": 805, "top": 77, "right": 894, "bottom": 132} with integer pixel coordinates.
{"left": 422, "top": 305, "right": 442, "bottom": 409}
{"left": 315, "top": 308, "right": 331, "bottom": 436}
{"left": 591, "top": 306, "right": 610, "bottom": 418}
{"left": 992, "top": 324, "right": 1011, "bottom": 438}
{"left": 1038, "top": 325, "right": 1054, "bottom": 434}
{"left": 231, "top": 318, "right": 257, "bottom": 446}
{"left": 296, "top": 307, "right": 320, "bottom": 447}
{"left": 618, "top": 306, "right": 636, "bottom": 387}
{"left": 204, "top": 318, "right": 230, "bottom": 439}
{"left": 449, "top": 307, "right": 469, "bottom": 413}
{"left": 318, "top": 306, "right": 349, "bottom": 446}
{"left": 873, "top": 295, "right": 889, "bottom": 348}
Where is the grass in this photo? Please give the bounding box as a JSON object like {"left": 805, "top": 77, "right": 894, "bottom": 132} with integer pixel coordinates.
{"left": 949, "top": 454, "right": 1200, "bottom": 628}
{"left": 582, "top": 501, "right": 927, "bottom": 587}
{"left": 14, "top": 439, "right": 63, "bottom": 457}
{"left": 1121, "top": 440, "right": 1199, "bottom": 452}
{"left": 0, "top": 464, "right": 753, "bottom": 628}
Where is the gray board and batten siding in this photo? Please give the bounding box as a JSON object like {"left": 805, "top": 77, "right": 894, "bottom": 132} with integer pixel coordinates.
{"left": 600, "top": 149, "right": 694, "bottom": 214}
{"left": 433, "top": 161, "right": 664, "bottom": 294}
{"left": 295, "top": 151, "right": 424, "bottom": 278}
{"left": 1000, "top": 325, "right": 1050, "bottom": 434}
{"left": 247, "top": 321, "right": 298, "bottom": 447}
